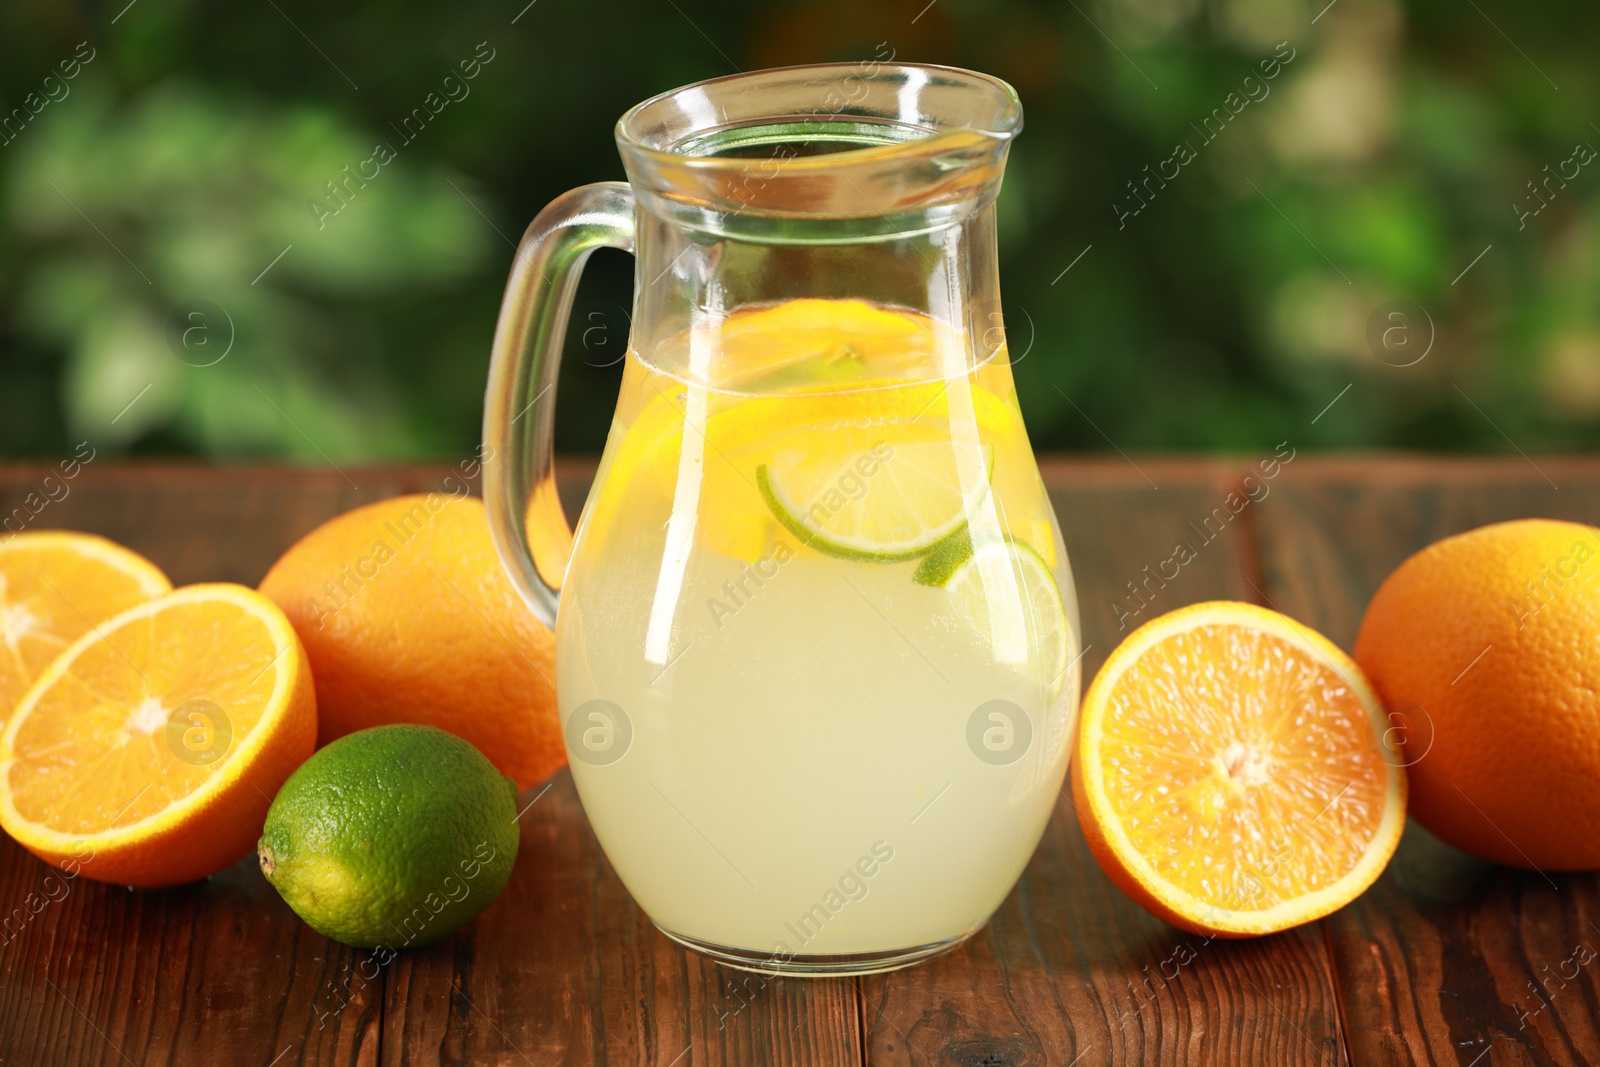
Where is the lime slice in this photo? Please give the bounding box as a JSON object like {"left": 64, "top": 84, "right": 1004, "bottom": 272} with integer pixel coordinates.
{"left": 757, "top": 442, "right": 993, "bottom": 562}
{"left": 913, "top": 528, "right": 974, "bottom": 586}
{"left": 939, "top": 538, "right": 1071, "bottom": 692}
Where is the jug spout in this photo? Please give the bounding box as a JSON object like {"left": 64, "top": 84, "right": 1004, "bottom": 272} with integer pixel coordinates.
{"left": 615, "top": 62, "right": 1022, "bottom": 222}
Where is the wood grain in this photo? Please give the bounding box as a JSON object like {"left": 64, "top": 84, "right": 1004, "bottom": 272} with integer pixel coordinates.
{"left": 1253, "top": 460, "right": 1600, "bottom": 1067}
{"left": 4, "top": 458, "right": 1600, "bottom": 1066}
{"left": 861, "top": 465, "right": 1348, "bottom": 1067}
{"left": 381, "top": 772, "right": 862, "bottom": 1067}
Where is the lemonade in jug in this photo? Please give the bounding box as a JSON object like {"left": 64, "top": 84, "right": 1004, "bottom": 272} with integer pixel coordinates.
{"left": 484, "top": 63, "right": 1080, "bottom": 974}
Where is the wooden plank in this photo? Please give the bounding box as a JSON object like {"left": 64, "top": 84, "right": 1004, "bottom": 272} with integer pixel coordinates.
{"left": 0, "top": 462, "right": 472, "bottom": 584}
{"left": 863, "top": 462, "right": 1349, "bottom": 1066}
{"left": 0, "top": 857, "right": 381, "bottom": 1066}
{"left": 0, "top": 465, "right": 461, "bottom": 1066}
{"left": 1254, "top": 458, "right": 1600, "bottom": 1067}
{"left": 30, "top": 459, "right": 1599, "bottom": 1064}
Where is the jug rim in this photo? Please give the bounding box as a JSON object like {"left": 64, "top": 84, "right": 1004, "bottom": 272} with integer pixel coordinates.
{"left": 613, "top": 62, "right": 1022, "bottom": 221}
{"left": 616, "top": 61, "right": 1022, "bottom": 164}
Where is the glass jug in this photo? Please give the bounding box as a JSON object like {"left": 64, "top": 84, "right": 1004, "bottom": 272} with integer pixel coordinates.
{"left": 483, "top": 63, "right": 1081, "bottom": 975}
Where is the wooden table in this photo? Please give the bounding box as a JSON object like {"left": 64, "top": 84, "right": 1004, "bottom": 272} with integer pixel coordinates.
{"left": 1, "top": 457, "right": 1597, "bottom": 1066}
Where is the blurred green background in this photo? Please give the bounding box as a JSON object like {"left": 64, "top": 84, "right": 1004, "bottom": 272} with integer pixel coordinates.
{"left": 1, "top": 0, "right": 1596, "bottom": 461}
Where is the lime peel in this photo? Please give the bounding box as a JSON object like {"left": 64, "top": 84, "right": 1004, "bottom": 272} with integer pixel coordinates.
{"left": 945, "top": 537, "right": 1072, "bottom": 691}
{"left": 757, "top": 442, "right": 993, "bottom": 563}
{"left": 258, "top": 724, "right": 520, "bottom": 949}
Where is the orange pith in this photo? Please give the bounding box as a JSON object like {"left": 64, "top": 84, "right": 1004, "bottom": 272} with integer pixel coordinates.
{"left": 0, "top": 583, "right": 316, "bottom": 887}
{"left": 1073, "top": 601, "right": 1405, "bottom": 937}
{"left": 0, "top": 532, "right": 171, "bottom": 723}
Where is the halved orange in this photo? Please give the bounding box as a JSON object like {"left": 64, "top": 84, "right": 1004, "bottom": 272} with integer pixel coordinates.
{"left": 0, "top": 584, "right": 316, "bottom": 886}
{"left": 0, "top": 532, "right": 171, "bottom": 723}
{"left": 1072, "top": 601, "right": 1405, "bottom": 937}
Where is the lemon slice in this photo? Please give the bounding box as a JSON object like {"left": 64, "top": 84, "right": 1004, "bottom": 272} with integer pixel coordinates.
{"left": 586, "top": 299, "right": 1027, "bottom": 564}
{"left": 757, "top": 442, "right": 992, "bottom": 562}
{"left": 937, "top": 538, "right": 1071, "bottom": 690}
{"left": 702, "top": 298, "right": 944, "bottom": 391}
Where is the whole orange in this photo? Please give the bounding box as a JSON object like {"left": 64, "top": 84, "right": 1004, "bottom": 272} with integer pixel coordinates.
{"left": 258, "top": 493, "right": 563, "bottom": 789}
{"left": 1354, "top": 519, "right": 1600, "bottom": 870}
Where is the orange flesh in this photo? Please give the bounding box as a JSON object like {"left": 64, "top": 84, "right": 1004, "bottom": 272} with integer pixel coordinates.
{"left": 0, "top": 543, "right": 167, "bottom": 715}
{"left": 8, "top": 599, "right": 282, "bottom": 834}
{"left": 1098, "top": 623, "right": 1389, "bottom": 913}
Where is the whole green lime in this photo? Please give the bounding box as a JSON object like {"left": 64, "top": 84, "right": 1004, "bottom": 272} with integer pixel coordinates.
{"left": 257, "top": 724, "right": 520, "bottom": 948}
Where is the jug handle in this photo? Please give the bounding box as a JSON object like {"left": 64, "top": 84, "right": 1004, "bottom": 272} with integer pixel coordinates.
{"left": 483, "top": 181, "right": 636, "bottom": 629}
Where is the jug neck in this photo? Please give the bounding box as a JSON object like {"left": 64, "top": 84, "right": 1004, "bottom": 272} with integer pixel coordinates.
{"left": 615, "top": 63, "right": 1020, "bottom": 225}
{"left": 627, "top": 196, "right": 1004, "bottom": 382}
{"left": 614, "top": 63, "right": 1021, "bottom": 382}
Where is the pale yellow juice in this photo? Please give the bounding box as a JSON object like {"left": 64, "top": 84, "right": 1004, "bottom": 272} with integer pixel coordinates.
{"left": 557, "top": 300, "right": 1080, "bottom": 963}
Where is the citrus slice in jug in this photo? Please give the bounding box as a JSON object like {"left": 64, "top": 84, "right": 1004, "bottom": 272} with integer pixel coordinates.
{"left": 708, "top": 298, "right": 943, "bottom": 392}
{"left": 585, "top": 299, "right": 1025, "bottom": 563}
{"left": 922, "top": 537, "right": 1071, "bottom": 691}
{"left": 0, "top": 583, "right": 317, "bottom": 887}
{"left": 757, "top": 441, "right": 993, "bottom": 561}
{"left": 1072, "top": 601, "right": 1405, "bottom": 937}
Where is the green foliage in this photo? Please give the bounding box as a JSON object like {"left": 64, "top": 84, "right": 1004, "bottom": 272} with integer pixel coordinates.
{"left": 0, "top": 0, "right": 1596, "bottom": 458}
{"left": 3, "top": 80, "right": 489, "bottom": 459}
